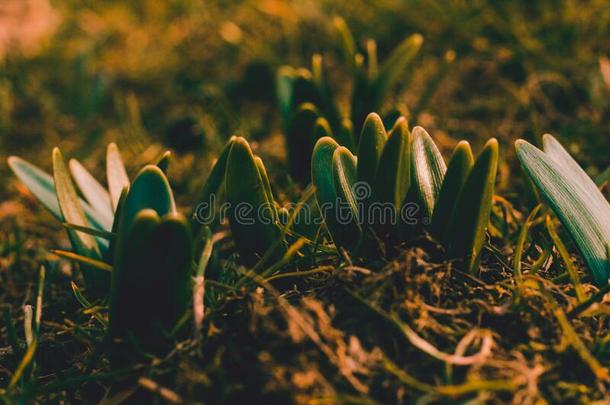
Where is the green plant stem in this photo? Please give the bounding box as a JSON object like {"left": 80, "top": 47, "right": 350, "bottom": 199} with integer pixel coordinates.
{"left": 545, "top": 216, "right": 587, "bottom": 302}
{"left": 568, "top": 283, "right": 610, "bottom": 319}
{"left": 263, "top": 265, "right": 334, "bottom": 283}
{"left": 513, "top": 204, "right": 543, "bottom": 288}
{"left": 541, "top": 286, "right": 610, "bottom": 382}
{"left": 9, "top": 338, "right": 37, "bottom": 389}
{"left": 380, "top": 355, "right": 517, "bottom": 396}
{"left": 50, "top": 249, "right": 112, "bottom": 272}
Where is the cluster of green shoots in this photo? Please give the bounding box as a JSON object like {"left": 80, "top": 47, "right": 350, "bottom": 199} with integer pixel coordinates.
{"left": 5, "top": 20, "right": 610, "bottom": 361}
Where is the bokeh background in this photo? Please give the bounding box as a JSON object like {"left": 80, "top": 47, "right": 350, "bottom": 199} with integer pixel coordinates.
{"left": 1, "top": 0, "right": 609, "bottom": 184}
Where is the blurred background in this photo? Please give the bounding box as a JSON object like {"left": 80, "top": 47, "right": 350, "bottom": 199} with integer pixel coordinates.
{"left": 1, "top": 0, "right": 609, "bottom": 203}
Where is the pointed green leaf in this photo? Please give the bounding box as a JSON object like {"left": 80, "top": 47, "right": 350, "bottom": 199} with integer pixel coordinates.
{"left": 51, "top": 249, "right": 112, "bottom": 272}
{"left": 54, "top": 148, "right": 109, "bottom": 295}
{"left": 411, "top": 126, "right": 446, "bottom": 219}
{"left": 314, "top": 116, "right": 333, "bottom": 140}
{"left": 312, "top": 137, "right": 340, "bottom": 211}
{"left": 277, "top": 66, "right": 296, "bottom": 125}
{"left": 350, "top": 53, "right": 369, "bottom": 134}
{"left": 446, "top": 138, "right": 499, "bottom": 272}
{"left": 311, "top": 54, "right": 341, "bottom": 130}
{"left": 225, "top": 137, "right": 284, "bottom": 264}
{"left": 357, "top": 113, "right": 387, "bottom": 187}
{"left": 542, "top": 134, "right": 600, "bottom": 194}
{"left": 192, "top": 136, "right": 235, "bottom": 228}
{"left": 147, "top": 213, "right": 192, "bottom": 332}
{"left": 254, "top": 155, "right": 276, "bottom": 210}
{"left": 8, "top": 156, "right": 62, "bottom": 219}
{"left": 332, "top": 146, "right": 362, "bottom": 250}
{"left": 291, "top": 70, "right": 320, "bottom": 114}
{"left": 8, "top": 156, "right": 111, "bottom": 233}
{"left": 333, "top": 16, "right": 357, "bottom": 69}
{"left": 107, "top": 186, "right": 128, "bottom": 263}
{"left": 69, "top": 159, "right": 113, "bottom": 226}
{"left": 431, "top": 141, "right": 473, "bottom": 237}
{"left": 370, "top": 34, "right": 423, "bottom": 111}
{"left": 120, "top": 165, "right": 176, "bottom": 233}
{"left": 106, "top": 143, "right": 130, "bottom": 212}
{"left": 516, "top": 137, "right": 610, "bottom": 285}
{"left": 286, "top": 102, "right": 320, "bottom": 183}
{"left": 312, "top": 137, "right": 342, "bottom": 242}
{"left": 375, "top": 118, "right": 411, "bottom": 212}
{"left": 53, "top": 148, "right": 100, "bottom": 257}
{"left": 110, "top": 210, "right": 191, "bottom": 353}
{"left": 156, "top": 151, "right": 171, "bottom": 174}
{"left": 333, "top": 147, "right": 359, "bottom": 214}
{"left": 110, "top": 208, "right": 159, "bottom": 340}
{"left": 366, "top": 39, "right": 378, "bottom": 80}
{"left": 276, "top": 66, "right": 320, "bottom": 127}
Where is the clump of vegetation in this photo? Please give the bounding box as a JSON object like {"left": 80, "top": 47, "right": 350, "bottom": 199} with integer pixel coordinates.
{"left": 9, "top": 145, "right": 193, "bottom": 355}
{"left": 277, "top": 17, "right": 451, "bottom": 183}
{"left": 2, "top": 3, "right": 610, "bottom": 403}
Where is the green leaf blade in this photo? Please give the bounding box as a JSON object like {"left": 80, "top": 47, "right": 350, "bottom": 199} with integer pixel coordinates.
{"left": 411, "top": 126, "right": 446, "bottom": 219}
{"left": 156, "top": 151, "right": 171, "bottom": 174}
{"left": 431, "top": 141, "right": 474, "bottom": 237}
{"left": 192, "top": 136, "right": 235, "bottom": 229}
{"left": 8, "top": 155, "right": 111, "bottom": 234}
{"left": 8, "top": 156, "right": 62, "bottom": 220}
{"left": 53, "top": 148, "right": 100, "bottom": 257}
{"left": 120, "top": 165, "right": 176, "bottom": 233}
{"left": 333, "top": 16, "right": 357, "bottom": 69}
{"left": 446, "top": 138, "right": 499, "bottom": 272}
{"left": 69, "top": 158, "right": 114, "bottom": 227}
{"left": 332, "top": 146, "right": 362, "bottom": 250}
{"left": 106, "top": 143, "right": 130, "bottom": 212}
{"left": 370, "top": 33, "right": 423, "bottom": 111}
{"left": 53, "top": 148, "right": 110, "bottom": 295}
{"left": 357, "top": 113, "right": 387, "bottom": 188}
{"left": 225, "top": 137, "right": 284, "bottom": 264}
{"left": 109, "top": 209, "right": 160, "bottom": 351}
{"left": 516, "top": 138, "right": 610, "bottom": 285}
{"left": 286, "top": 102, "right": 320, "bottom": 183}
{"left": 375, "top": 117, "right": 411, "bottom": 212}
